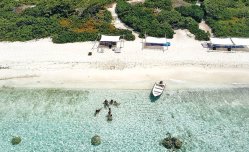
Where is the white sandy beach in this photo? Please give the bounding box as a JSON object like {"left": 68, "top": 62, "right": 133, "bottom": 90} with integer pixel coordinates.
{"left": 1, "top": 29, "right": 249, "bottom": 90}
{"left": 1, "top": 3, "right": 249, "bottom": 89}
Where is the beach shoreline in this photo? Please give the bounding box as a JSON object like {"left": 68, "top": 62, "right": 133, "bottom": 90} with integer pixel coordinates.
{"left": 1, "top": 30, "right": 249, "bottom": 90}
{"left": 1, "top": 66, "right": 249, "bottom": 90}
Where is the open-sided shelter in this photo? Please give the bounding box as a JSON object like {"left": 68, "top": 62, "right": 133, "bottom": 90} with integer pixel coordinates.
{"left": 209, "top": 38, "right": 248, "bottom": 51}
{"left": 142, "top": 35, "right": 171, "bottom": 52}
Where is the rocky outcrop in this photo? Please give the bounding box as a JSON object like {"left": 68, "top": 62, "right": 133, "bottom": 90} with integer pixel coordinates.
{"left": 91, "top": 135, "right": 101, "bottom": 146}
{"left": 161, "top": 133, "right": 183, "bottom": 150}
{"left": 11, "top": 136, "right": 21, "bottom": 145}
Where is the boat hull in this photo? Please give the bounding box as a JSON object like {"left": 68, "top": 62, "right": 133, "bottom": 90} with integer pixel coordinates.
{"left": 152, "top": 83, "right": 165, "bottom": 97}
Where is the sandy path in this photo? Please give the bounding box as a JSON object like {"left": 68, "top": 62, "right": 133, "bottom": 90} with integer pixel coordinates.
{"left": 107, "top": 3, "right": 140, "bottom": 39}
{"left": 199, "top": 20, "right": 213, "bottom": 36}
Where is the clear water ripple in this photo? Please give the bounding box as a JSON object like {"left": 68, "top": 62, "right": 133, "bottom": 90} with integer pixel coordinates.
{"left": 0, "top": 88, "right": 248, "bottom": 151}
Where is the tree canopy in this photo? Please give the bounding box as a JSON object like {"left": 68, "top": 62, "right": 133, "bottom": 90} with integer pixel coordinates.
{"left": 0, "top": 0, "right": 134, "bottom": 43}
{"left": 116, "top": 0, "right": 209, "bottom": 40}
{"left": 203, "top": 0, "right": 249, "bottom": 37}
{"left": 1, "top": 0, "right": 249, "bottom": 43}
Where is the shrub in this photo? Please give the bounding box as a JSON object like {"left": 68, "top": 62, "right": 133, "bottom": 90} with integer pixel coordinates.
{"left": 183, "top": 17, "right": 210, "bottom": 40}
{"left": 52, "top": 30, "right": 97, "bottom": 43}
{"left": 0, "top": 0, "right": 134, "bottom": 43}
{"left": 144, "top": 0, "right": 172, "bottom": 10}
{"left": 184, "top": 0, "right": 197, "bottom": 3}
{"left": 116, "top": 0, "right": 174, "bottom": 38}
{"left": 157, "top": 10, "right": 185, "bottom": 29}
{"left": 157, "top": 10, "right": 209, "bottom": 40}
{"left": 176, "top": 5, "right": 204, "bottom": 22}
{"left": 203, "top": 0, "right": 249, "bottom": 37}
{"left": 203, "top": 0, "right": 235, "bottom": 20}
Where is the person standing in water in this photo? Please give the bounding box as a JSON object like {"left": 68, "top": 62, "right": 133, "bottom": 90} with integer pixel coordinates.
{"left": 103, "top": 99, "right": 109, "bottom": 108}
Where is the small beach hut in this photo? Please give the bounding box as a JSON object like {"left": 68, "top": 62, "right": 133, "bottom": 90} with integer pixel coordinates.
{"left": 209, "top": 38, "right": 248, "bottom": 51}
{"left": 209, "top": 38, "right": 234, "bottom": 51}
{"left": 231, "top": 38, "right": 249, "bottom": 47}
{"left": 142, "top": 34, "right": 170, "bottom": 52}
{"left": 97, "top": 35, "right": 124, "bottom": 53}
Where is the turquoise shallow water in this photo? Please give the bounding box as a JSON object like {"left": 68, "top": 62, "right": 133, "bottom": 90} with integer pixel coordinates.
{"left": 0, "top": 87, "right": 249, "bottom": 152}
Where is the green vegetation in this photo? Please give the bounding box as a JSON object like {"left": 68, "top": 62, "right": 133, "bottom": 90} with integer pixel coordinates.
{"left": 203, "top": 0, "right": 249, "bottom": 37}
{"left": 0, "top": 0, "right": 134, "bottom": 43}
{"left": 116, "top": 0, "right": 209, "bottom": 40}
{"left": 144, "top": 0, "right": 172, "bottom": 10}
{"left": 117, "top": 0, "right": 249, "bottom": 39}
{"left": 116, "top": 0, "right": 174, "bottom": 38}
{"left": 176, "top": 5, "right": 204, "bottom": 22}
{"left": 1, "top": 0, "right": 249, "bottom": 43}
{"left": 183, "top": 0, "right": 198, "bottom": 4}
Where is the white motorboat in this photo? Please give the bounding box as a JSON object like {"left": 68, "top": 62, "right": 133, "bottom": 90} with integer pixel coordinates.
{"left": 152, "top": 81, "right": 165, "bottom": 97}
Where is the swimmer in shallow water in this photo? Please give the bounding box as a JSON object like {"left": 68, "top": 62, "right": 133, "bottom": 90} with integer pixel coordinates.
{"left": 94, "top": 108, "right": 102, "bottom": 116}
{"left": 113, "top": 101, "right": 120, "bottom": 107}
{"left": 103, "top": 99, "right": 109, "bottom": 108}
{"left": 110, "top": 99, "right": 114, "bottom": 105}
{"left": 107, "top": 114, "right": 112, "bottom": 121}
{"left": 108, "top": 108, "right": 112, "bottom": 115}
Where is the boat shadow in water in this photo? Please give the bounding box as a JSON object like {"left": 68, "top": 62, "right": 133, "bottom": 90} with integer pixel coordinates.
{"left": 149, "top": 92, "right": 160, "bottom": 102}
